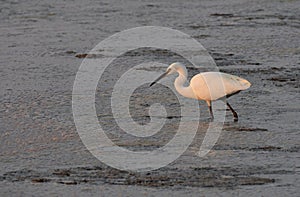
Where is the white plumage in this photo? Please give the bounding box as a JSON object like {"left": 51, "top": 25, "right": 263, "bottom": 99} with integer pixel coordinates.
{"left": 150, "top": 62, "right": 251, "bottom": 121}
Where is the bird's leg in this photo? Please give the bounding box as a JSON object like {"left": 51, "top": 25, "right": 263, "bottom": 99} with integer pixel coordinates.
{"left": 209, "top": 105, "right": 214, "bottom": 121}
{"left": 226, "top": 102, "right": 238, "bottom": 122}
{"left": 206, "top": 101, "right": 214, "bottom": 121}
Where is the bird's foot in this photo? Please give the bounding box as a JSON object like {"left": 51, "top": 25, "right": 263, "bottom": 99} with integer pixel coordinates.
{"left": 210, "top": 116, "right": 214, "bottom": 122}
{"left": 233, "top": 116, "right": 238, "bottom": 122}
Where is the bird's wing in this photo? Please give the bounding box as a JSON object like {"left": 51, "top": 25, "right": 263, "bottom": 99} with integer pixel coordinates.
{"left": 190, "top": 72, "right": 251, "bottom": 101}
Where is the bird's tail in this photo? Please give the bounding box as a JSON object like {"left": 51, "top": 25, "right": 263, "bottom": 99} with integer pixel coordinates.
{"left": 239, "top": 78, "right": 251, "bottom": 90}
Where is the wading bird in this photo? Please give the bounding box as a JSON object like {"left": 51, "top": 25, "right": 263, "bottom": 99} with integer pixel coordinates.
{"left": 150, "top": 63, "right": 251, "bottom": 121}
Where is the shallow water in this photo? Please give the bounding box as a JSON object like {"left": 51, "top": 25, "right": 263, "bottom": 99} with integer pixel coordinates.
{"left": 0, "top": 0, "right": 299, "bottom": 196}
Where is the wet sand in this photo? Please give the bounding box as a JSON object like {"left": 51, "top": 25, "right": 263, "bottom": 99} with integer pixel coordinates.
{"left": 0, "top": 0, "right": 299, "bottom": 196}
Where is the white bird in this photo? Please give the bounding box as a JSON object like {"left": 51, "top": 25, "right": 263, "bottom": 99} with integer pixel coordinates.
{"left": 150, "top": 62, "right": 251, "bottom": 121}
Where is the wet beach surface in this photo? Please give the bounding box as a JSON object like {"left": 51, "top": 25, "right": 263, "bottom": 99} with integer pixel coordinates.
{"left": 0, "top": 0, "right": 299, "bottom": 196}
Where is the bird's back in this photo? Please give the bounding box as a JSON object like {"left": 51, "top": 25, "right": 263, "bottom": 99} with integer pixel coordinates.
{"left": 190, "top": 72, "right": 251, "bottom": 101}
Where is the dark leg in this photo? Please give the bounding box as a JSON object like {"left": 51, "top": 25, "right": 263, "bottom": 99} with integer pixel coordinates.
{"left": 206, "top": 101, "right": 214, "bottom": 121}
{"left": 226, "top": 102, "right": 238, "bottom": 122}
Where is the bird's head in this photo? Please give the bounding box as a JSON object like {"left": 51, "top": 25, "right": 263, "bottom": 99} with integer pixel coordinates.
{"left": 166, "top": 62, "right": 183, "bottom": 74}
{"left": 150, "top": 62, "right": 185, "bottom": 87}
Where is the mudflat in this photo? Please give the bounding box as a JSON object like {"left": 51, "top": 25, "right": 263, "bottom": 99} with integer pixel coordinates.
{"left": 0, "top": 0, "right": 299, "bottom": 196}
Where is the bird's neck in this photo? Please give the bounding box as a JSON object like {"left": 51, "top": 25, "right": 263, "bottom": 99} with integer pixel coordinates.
{"left": 174, "top": 73, "right": 197, "bottom": 99}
